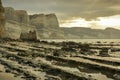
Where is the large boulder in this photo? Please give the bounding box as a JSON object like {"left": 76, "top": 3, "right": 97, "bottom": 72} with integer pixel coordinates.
{"left": 20, "top": 30, "right": 37, "bottom": 41}
{"left": 0, "top": 0, "right": 5, "bottom": 37}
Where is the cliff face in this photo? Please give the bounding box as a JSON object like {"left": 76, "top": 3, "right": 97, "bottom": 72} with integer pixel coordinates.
{"left": 29, "top": 13, "right": 59, "bottom": 28}
{"left": 4, "top": 6, "right": 120, "bottom": 39}
{"left": 14, "top": 10, "right": 29, "bottom": 24}
{"left": 4, "top": 6, "right": 65, "bottom": 39}
{"left": 4, "top": 7, "right": 35, "bottom": 39}
{"left": 30, "top": 13, "right": 65, "bottom": 39}
{"left": 30, "top": 14, "right": 46, "bottom": 29}
{"left": 45, "top": 14, "right": 59, "bottom": 28}
{"left": 5, "top": 21, "right": 36, "bottom": 39}
{"left": 5, "top": 7, "right": 29, "bottom": 25}
{"left": 62, "top": 27, "right": 120, "bottom": 39}
{"left": 0, "top": 0, "right": 5, "bottom": 37}
{"left": 5, "top": 7, "right": 14, "bottom": 21}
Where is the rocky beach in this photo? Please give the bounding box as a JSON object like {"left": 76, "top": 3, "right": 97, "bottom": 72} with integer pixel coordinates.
{"left": 0, "top": 0, "right": 120, "bottom": 80}
{"left": 0, "top": 40, "right": 120, "bottom": 80}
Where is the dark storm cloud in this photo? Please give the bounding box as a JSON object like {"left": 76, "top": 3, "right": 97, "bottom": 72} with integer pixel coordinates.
{"left": 2, "top": 0, "right": 120, "bottom": 20}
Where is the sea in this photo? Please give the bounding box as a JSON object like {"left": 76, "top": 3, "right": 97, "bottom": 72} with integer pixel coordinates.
{"left": 41, "top": 39, "right": 120, "bottom": 43}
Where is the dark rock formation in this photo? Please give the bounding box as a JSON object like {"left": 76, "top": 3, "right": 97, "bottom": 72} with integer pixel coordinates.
{"left": 20, "top": 30, "right": 37, "bottom": 41}
{"left": 99, "top": 48, "right": 110, "bottom": 57}
{"left": 0, "top": 0, "right": 5, "bottom": 37}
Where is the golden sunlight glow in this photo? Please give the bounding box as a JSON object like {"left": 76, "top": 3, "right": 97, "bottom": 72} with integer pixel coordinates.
{"left": 60, "top": 18, "right": 90, "bottom": 27}
{"left": 60, "top": 15, "right": 120, "bottom": 29}
{"left": 97, "top": 15, "right": 120, "bottom": 27}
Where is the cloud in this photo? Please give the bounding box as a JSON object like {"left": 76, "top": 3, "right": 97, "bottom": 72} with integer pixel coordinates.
{"left": 2, "top": 0, "right": 120, "bottom": 21}
{"left": 60, "top": 15, "right": 120, "bottom": 29}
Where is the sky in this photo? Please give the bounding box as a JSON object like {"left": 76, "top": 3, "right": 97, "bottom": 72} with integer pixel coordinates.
{"left": 2, "top": 0, "right": 120, "bottom": 29}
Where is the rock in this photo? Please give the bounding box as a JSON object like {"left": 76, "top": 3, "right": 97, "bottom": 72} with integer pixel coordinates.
{"left": 0, "top": 0, "right": 5, "bottom": 37}
{"left": 113, "top": 74, "right": 120, "bottom": 80}
{"left": 99, "top": 48, "right": 110, "bottom": 57}
{"left": 20, "top": 30, "right": 37, "bottom": 41}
